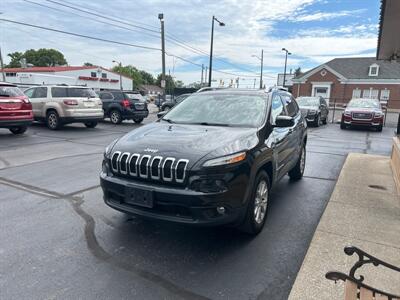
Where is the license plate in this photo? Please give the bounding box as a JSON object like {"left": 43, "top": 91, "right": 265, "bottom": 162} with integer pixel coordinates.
{"left": 125, "top": 186, "right": 154, "bottom": 208}
{"left": 84, "top": 102, "right": 95, "bottom": 107}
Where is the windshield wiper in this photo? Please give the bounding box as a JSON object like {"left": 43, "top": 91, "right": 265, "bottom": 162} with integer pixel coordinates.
{"left": 0, "top": 94, "right": 10, "bottom": 97}
{"left": 192, "top": 122, "right": 231, "bottom": 127}
{"left": 162, "top": 118, "right": 175, "bottom": 123}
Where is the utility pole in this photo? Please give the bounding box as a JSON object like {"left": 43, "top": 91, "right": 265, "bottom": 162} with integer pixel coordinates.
{"left": 0, "top": 46, "right": 6, "bottom": 82}
{"left": 260, "top": 49, "right": 264, "bottom": 89}
{"left": 282, "top": 48, "right": 291, "bottom": 88}
{"left": 204, "top": 67, "right": 208, "bottom": 85}
{"left": 200, "top": 64, "right": 204, "bottom": 86}
{"left": 208, "top": 16, "right": 225, "bottom": 87}
{"left": 159, "top": 13, "right": 166, "bottom": 101}
{"left": 112, "top": 60, "right": 123, "bottom": 90}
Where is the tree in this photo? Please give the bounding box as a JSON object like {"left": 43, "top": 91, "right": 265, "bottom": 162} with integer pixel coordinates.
{"left": 175, "top": 80, "right": 184, "bottom": 88}
{"left": 6, "top": 48, "right": 67, "bottom": 68}
{"left": 139, "top": 70, "right": 155, "bottom": 85}
{"left": 112, "top": 64, "right": 143, "bottom": 89}
{"left": 83, "top": 62, "right": 94, "bottom": 66}
{"left": 294, "top": 67, "right": 302, "bottom": 77}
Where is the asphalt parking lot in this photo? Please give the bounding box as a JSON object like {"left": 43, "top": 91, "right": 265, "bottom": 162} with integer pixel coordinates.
{"left": 0, "top": 115, "right": 394, "bottom": 300}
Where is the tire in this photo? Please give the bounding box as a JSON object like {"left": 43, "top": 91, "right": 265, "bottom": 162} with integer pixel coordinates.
{"left": 237, "top": 171, "right": 270, "bottom": 235}
{"left": 46, "top": 110, "right": 60, "bottom": 130}
{"left": 376, "top": 124, "right": 383, "bottom": 132}
{"left": 164, "top": 106, "right": 171, "bottom": 112}
{"left": 110, "top": 110, "right": 122, "bottom": 124}
{"left": 314, "top": 114, "right": 320, "bottom": 127}
{"left": 340, "top": 118, "right": 346, "bottom": 130}
{"left": 288, "top": 144, "right": 306, "bottom": 181}
{"left": 134, "top": 118, "right": 144, "bottom": 124}
{"left": 9, "top": 126, "right": 27, "bottom": 135}
{"left": 84, "top": 121, "right": 98, "bottom": 128}
{"left": 322, "top": 117, "right": 327, "bottom": 125}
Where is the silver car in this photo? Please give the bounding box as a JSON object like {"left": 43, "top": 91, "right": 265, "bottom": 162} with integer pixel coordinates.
{"left": 24, "top": 85, "right": 104, "bottom": 130}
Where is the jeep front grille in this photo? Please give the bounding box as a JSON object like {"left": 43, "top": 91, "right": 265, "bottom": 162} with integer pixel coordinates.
{"left": 111, "top": 152, "right": 189, "bottom": 184}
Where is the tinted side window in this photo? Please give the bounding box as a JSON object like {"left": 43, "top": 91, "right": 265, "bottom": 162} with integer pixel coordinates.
{"left": 113, "top": 92, "right": 124, "bottom": 101}
{"left": 51, "top": 87, "right": 68, "bottom": 98}
{"left": 271, "top": 94, "right": 286, "bottom": 124}
{"left": 282, "top": 95, "right": 298, "bottom": 117}
{"left": 100, "top": 93, "right": 113, "bottom": 100}
{"left": 24, "top": 88, "right": 35, "bottom": 98}
{"left": 34, "top": 87, "right": 48, "bottom": 98}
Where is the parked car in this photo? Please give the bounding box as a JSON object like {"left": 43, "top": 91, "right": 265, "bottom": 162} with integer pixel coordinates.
{"left": 160, "top": 94, "right": 191, "bottom": 112}
{"left": 341, "top": 98, "right": 384, "bottom": 131}
{"left": 100, "top": 89, "right": 307, "bottom": 235}
{"left": 99, "top": 90, "right": 149, "bottom": 124}
{"left": 0, "top": 82, "right": 33, "bottom": 134}
{"left": 155, "top": 94, "right": 172, "bottom": 107}
{"left": 296, "top": 96, "right": 329, "bottom": 126}
{"left": 23, "top": 85, "right": 103, "bottom": 130}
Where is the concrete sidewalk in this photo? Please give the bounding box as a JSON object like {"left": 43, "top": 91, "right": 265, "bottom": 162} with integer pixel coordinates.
{"left": 289, "top": 153, "right": 400, "bottom": 299}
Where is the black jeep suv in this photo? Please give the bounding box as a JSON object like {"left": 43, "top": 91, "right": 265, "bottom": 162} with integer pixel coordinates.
{"left": 99, "top": 90, "right": 149, "bottom": 124}
{"left": 100, "top": 89, "right": 307, "bottom": 235}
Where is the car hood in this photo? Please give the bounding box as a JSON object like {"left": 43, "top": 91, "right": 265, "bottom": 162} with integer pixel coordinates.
{"left": 345, "top": 107, "right": 382, "bottom": 113}
{"left": 112, "top": 122, "right": 259, "bottom": 168}
{"left": 299, "top": 105, "right": 319, "bottom": 111}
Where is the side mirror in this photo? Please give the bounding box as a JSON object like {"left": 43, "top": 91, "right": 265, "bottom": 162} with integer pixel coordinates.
{"left": 157, "top": 111, "right": 167, "bottom": 118}
{"left": 275, "top": 115, "right": 294, "bottom": 128}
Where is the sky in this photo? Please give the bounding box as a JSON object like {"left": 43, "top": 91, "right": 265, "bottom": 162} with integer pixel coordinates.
{"left": 0, "top": 0, "right": 381, "bottom": 88}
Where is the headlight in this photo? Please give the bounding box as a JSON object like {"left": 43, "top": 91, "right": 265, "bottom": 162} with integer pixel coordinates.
{"left": 104, "top": 138, "right": 119, "bottom": 159}
{"left": 344, "top": 111, "right": 351, "bottom": 116}
{"left": 308, "top": 109, "right": 317, "bottom": 115}
{"left": 203, "top": 152, "right": 246, "bottom": 167}
{"left": 374, "top": 111, "right": 384, "bottom": 117}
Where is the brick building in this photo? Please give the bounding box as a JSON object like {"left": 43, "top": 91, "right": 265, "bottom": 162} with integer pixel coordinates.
{"left": 292, "top": 57, "right": 400, "bottom": 109}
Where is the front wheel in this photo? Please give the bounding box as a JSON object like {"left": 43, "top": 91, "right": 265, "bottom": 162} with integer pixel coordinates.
{"left": 9, "top": 126, "right": 27, "bottom": 135}
{"left": 340, "top": 119, "right": 346, "bottom": 130}
{"left": 237, "top": 171, "right": 270, "bottom": 235}
{"left": 84, "top": 121, "right": 98, "bottom": 128}
{"left": 314, "top": 114, "right": 320, "bottom": 127}
{"left": 288, "top": 145, "right": 306, "bottom": 180}
{"left": 134, "top": 118, "right": 144, "bottom": 124}
{"left": 376, "top": 124, "right": 383, "bottom": 132}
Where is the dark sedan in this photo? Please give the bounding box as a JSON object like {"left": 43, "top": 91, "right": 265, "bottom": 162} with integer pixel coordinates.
{"left": 341, "top": 98, "right": 384, "bottom": 131}
{"left": 296, "top": 96, "right": 329, "bottom": 127}
{"left": 160, "top": 94, "right": 191, "bottom": 111}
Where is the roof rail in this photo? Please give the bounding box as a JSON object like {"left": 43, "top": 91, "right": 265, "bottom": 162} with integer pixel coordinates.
{"left": 268, "top": 86, "right": 288, "bottom": 92}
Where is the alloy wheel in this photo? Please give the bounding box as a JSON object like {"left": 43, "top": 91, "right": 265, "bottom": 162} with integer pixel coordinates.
{"left": 48, "top": 113, "right": 58, "bottom": 129}
{"left": 254, "top": 180, "right": 268, "bottom": 224}
{"left": 110, "top": 111, "right": 120, "bottom": 124}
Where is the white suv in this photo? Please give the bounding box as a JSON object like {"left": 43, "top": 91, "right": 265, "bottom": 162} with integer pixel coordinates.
{"left": 24, "top": 85, "right": 104, "bottom": 130}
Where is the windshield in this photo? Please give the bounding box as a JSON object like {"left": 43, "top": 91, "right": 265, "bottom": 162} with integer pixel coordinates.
{"left": 68, "top": 88, "right": 97, "bottom": 98}
{"left": 297, "top": 97, "right": 319, "bottom": 107}
{"left": 348, "top": 99, "right": 380, "bottom": 109}
{"left": 163, "top": 93, "right": 267, "bottom": 127}
{"left": 125, "top": 92, "right": 145, "bottom": 102}
{"left": 0, "top": 86, "right": 24, "bottom": 97}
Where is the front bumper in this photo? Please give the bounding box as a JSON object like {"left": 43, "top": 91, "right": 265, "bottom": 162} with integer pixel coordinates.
{"left": 100, "top": 172, "right": 246, "bottom": 226}
{"left": 342, "top": 116, "right": 383, "bottom": 127}
{"left": 305, "top": 114, "right": 317, "bottom": 122}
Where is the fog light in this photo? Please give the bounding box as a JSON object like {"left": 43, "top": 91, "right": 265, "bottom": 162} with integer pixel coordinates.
{"left": 102, "top": 160, "right": 109, "bottom": 174}
{"left": 216, "top": 207, "right": 225, "bottom": 215}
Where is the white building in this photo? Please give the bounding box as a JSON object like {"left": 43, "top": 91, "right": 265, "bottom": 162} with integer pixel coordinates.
{"left": 2, "top": 66, "right": 133, "bottom": 90}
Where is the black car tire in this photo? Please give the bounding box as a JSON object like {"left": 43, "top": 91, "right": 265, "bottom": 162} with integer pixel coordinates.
{"left": 46, "top": 110, "right": 60, "bottom": 130}
{"left": 110, "top": 110, "right": 122, "bottom": 124}
{"left": 376, "top": 124, "right": 383, "bottom": 132}
{"left": 322, "top": 117, "right": 328, "bottom": 125}
{"left": 9, "top": 126, "right": 27, "bottom": 135}
{"left": 237, "top": 170, "right": 270, "bottom": 235}
{"left": 134, "top": 118, "right": 144, "bottom": 124}
{"left": 314, "top": 114, "right": 320, "bottom": 127}
{"left": 288, "top": 144, "right": 306, "bottom": 181}
{"left": 84, "top": 121, "right": 98, "bottom": 128}
{"left": 163, "top": 106, "right": 172, "bottom": 112}
{"left": 340, "top": 118, "right": 346, "bottom": 130}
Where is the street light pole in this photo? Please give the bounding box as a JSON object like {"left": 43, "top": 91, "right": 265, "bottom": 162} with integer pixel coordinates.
{"left": 208, "top": 16, "right": 225, "bottom": 87}
{"left": 112, "top": 60, "right": 123, "bottom": 90}
{"left": 159, "top": 13, "right": 166, "bottom": 102}
{"left": 282, "top": 48, "right": 291, "bottom": 88}
{"left": 251, "top": 50, "right": 264, "bottom": 89}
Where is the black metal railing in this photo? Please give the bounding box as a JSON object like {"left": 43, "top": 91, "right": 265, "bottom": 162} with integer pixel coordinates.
{"left": 326, "top": 246, "right": 400, "bottom": 299}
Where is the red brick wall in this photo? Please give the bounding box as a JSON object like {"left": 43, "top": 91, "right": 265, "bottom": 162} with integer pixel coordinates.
{"left": 292, "top": 68, "right": 400, "bottom": 109}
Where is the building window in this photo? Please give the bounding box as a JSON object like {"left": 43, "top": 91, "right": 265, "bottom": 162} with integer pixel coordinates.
{"left": 380, "top": 89, "right": 390, "bottom": 101}
{"left": 363, "top": 88, "right": 379, "bottom": 99}
{"left": 91, "top": 72, "right": 97, "bottom": 78}
{"left": 5, "top": 72, "right": 16, "bottom": 77}
{"left": 352, "top": 89, "right": 361, "bottom": 99}
{"left": 368, "top": 64, "right": 379, "bottom": 76}
{"left": 101, "top": 73, "right": 107, "bottom": 79}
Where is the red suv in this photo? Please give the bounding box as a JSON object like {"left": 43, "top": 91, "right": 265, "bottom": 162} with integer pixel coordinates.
{"left": 341, "top": 98, "right": 384, "bottom": 132}
{"left": 0, "top": 82, "right": 33, "bottom": 134}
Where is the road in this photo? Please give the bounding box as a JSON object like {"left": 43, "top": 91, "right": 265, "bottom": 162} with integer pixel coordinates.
{"left": 0, "top": 115, "right": 394, "bottom": 300}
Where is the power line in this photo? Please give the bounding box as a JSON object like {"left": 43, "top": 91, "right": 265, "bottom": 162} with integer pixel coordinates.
{"left": 43, "top": 0, "right": 263, "bottom": 76}
{"left": 45, "top": 0, "right": 160, "bottom": 34}
{"left": 23, "top": 0, "right": 161, "bottom": 40}
{"left": 0, "top": 18, "right": 161, "bottom": 51}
